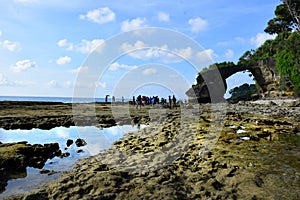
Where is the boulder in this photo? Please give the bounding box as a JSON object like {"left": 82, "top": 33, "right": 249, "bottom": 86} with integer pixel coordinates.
{"left": 66, "top": 139, "right": 73, "bottom": 147}
{"left": 75, "top": 138, "right": 87, "bottom": 147}
{"left": 0, "top": 142, "right": 61, "bottom": 192}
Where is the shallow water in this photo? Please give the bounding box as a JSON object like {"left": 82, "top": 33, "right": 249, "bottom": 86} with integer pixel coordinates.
{"left": 0, "top": 125, "right": 146, "bottom": 198}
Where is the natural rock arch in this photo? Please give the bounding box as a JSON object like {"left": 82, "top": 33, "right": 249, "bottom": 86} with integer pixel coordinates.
{"left": 186, "top": 58, "right": 291, "bottom": 103}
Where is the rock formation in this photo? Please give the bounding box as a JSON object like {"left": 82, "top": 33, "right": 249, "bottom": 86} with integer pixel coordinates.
{"left": 0, "top": 142, "right": 61, "bottom": 193}
{"left": 186, "top": 58, "right": 294, "bottom": 103}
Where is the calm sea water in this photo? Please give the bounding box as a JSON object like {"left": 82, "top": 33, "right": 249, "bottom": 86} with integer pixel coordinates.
{"left": 0, "top": 125, "right": 146, "bottom": 198}
{"left": 0, "top": 96, "right": 130, "bottom": 103}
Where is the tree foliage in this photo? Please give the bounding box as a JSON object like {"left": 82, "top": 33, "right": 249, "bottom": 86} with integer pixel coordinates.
{"left": 199, "top": 1, "right": 300, "bottom": 96}
{"left": 237, "top": 0, "right": 300, "bottom": 94}
{"left": 238, "top": 31, "right": 300, "bottom": 92}
{"left": 200, "top": 61, "right": 235, "bottom": 74}
{"left": 265, "top": 0, "right": 300, "bottom": 34}
{"left": 265, "top": 3, "right": 294, "bottom": 34}
{"left": 228, "top": 83, "right": 258, "bottom": 102}
{"left": 282, "top": 0, "right": 300, "bottom": 32}
{"left": 238, "top": 50, "right": 255, "bottom": 64}
{"left": 276, "top": 33, "right": 300, "bottom": 91}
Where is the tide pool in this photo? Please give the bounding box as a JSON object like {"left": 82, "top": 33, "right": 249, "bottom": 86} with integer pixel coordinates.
{"left": 0, "top": 125, "right": 146, "bottom": 198}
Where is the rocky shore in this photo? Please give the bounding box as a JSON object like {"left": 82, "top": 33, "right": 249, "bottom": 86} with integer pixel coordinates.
{"left": 0, "top": 101, "right": 150, "bottom": 130}
{"left": 1, "top": 100, "right": 299, "bottom": 199}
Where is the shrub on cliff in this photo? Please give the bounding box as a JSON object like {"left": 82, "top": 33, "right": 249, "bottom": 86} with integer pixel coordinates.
{"left": 228, "top": 83, "right": 258, "bottom": 102}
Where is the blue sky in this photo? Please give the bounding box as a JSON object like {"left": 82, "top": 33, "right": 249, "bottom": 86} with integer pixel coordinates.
{"left": 0, "top": 0, "right": 279, "bottom": 99}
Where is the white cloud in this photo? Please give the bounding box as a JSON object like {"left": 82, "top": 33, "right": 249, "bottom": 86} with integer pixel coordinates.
{"left": 109, "top": 62, "right": 138, "bottom": 71}
{"left": 97, "top": 82, "right": 107, "bottom": 89}
{"left": 0, "top": 74, "right": 36, "bottom": 86}
{"left": 63, "top": 81, "right": 73, "bottom": 88}
{"left": 13, "top": 80, "right": 36, "bottom": 86}
{"left": 80, "top": 7, "right": 115, "bottom": 24}
{"left": 57, "top": 39, "right": 69, "bottom": 48}
{"left": 121, "top": 40, "right": 151, "bottom": 59}
{"left": 2, "top": 40, "right": 21, "bottom": 52}
{"left": 188, "top": 17, "right": 208, "bottom": 33}
{"left": 121, "top": 41, "right": 203, "bottom": 63}
{"left": 121, "top": 41, "right": 168, "bottom": 60}
{"left": 196, "top": 49, "right": 217, "bottom": 63}
{"left": 76, "top": 39, "right": 105, "bottom": 54}
{"left": 70, "top": 66, "right": 89, "bottom": 74}
{"left": 123, "top": 42, "right": 168, "bottom": 61}
{"left": 47, "top": 80, "right": 57, "bottom": 87}
{"left": 250, "top": 33, "right": 276, "bottom": 47}
{"left": 142, "top": 68, "right": 157, "bottom": 75}
{"left": 47, "top": 80, "right": 73, "bottom": 88}
{"left": 218, "top": 37, "right": 246, "bottom": 46}
{"left": 235, "top": 37, "right": 246, "bottom": 44}
{"left": 175, "top": 47, "right": 192, "bottom": 60}
{"left": 121, "top": 40, "right": 146, "bottom": 52}
{"left": 11, "top": 59, "right": 36, "bottom": 72}
{"left": 56, "top": 56, "right": 71, "bottom": 65}
{"left": 225, "top": 49, "right": 234, "bottom": 59}
{"left": 0, "top": 73, "right": 9, "bottom": 85}
{"left": 57, "top": 39, "right": 74, "bottom": 51}
{"left": 14, "top": 0, "right": 37, "bottom": 3}
{"left": 158, "top": 12, "right": 170, "bottom": 22}
{"left": 0, "top": 31, "right": 2, "bottom": 37}
{"left": 121, "top": 18, "right": 146, "bottom": 32}
{"left": 58, "top": 39, "right": 104, "bottom": 54}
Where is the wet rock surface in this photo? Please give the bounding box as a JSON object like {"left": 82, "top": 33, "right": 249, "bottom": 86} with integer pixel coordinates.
{"left": 0, "top": 142, "right": 61, "bottom": 193}
{"left": 1, "top": 100, "right": 300, "bottom": 199}
{"left": 75, "top": 138, "right": 87, "bottom": 147}
{"left": 0, "top": 101, "right": 150, "bottom": 130}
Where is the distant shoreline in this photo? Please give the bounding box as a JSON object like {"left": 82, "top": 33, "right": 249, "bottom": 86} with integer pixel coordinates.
{"left": 0, "top": 96, "right": 131, "bottom": 103}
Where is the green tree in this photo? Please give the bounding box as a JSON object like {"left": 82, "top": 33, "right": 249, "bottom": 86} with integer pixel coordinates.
{"left": 238, "top": 50, "right": 255, "bottom": 64}
{"left": 276, "top": 33, "right": 300, "bottom": 92}
{"left": 282, "top": 0, "right": 300, "bottom": 32}
{"left": 228, "top": 84, "right": 258, "bottom": 102}
{"left": 264, "top": 3, "right": 296, "bottom": 34}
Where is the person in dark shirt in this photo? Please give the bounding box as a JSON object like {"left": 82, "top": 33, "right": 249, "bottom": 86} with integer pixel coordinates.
{"left": 133, "top": 96, "right": 136, "bottom": 105}
{"left": 172, "top": 95, "right": 177, "bottom": 109}
{"left": 136, "top": 95, "right": 142, "bottom": 109}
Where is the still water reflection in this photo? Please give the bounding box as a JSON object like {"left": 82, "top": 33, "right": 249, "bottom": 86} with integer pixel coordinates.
{"left": 0, "top": 125, "right": 146, "bottom": 198}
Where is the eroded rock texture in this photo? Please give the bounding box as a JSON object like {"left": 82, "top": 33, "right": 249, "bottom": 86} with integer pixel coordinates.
{"left": 186, "top": 58, "right": 293, "bottom": 103}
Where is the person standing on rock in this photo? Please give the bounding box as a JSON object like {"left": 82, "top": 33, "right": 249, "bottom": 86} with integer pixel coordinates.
{"left": 105, "top": 95, "right": 110, "bottom": 103}
{"left": 169, "top": 95, "right": 172, "bottom": 109}
{"left": 136, "top": 95, "right": 142, "bottom": 109}
{"left": 172, "top": 95, "right": 177, "bottom": 109}
{"left": 133, "top": 96, "right": 136, "bottom": 105}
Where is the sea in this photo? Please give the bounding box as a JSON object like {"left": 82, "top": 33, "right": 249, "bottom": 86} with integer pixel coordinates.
{"left": 0, "top": 96, "right": 129, "bottom": 103}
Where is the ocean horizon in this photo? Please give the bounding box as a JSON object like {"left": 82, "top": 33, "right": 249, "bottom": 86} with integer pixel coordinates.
{"left": 0, "top": 96, "right": 130, "bottom": 103}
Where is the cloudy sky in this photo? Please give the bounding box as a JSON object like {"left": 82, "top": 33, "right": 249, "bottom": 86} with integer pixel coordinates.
{"left": 0, "top": 0, "right": 278, "bottom": 99}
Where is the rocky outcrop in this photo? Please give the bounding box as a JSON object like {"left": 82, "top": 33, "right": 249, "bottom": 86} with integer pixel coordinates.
{"left": 0, "top": 142, "right": 61, "bottom": 193}
{"left": 6, "top": 102, "right": 300, "bottom": 200}
{"left": 186, "top": 58, "right": 294, "bottom": 103}
{"left": 0, "top": 102, "right": 151, "bottom": 130}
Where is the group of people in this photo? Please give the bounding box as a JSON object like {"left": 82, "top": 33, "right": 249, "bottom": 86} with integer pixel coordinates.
{"left": 133, "top": 95, "right": 177, "bottom": 109}
{"left": 105, "top": 94, "right": 179, "bottom": 109}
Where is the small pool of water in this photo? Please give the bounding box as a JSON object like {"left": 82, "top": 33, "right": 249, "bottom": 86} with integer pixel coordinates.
{"left": 0, "top": 125, "right": 146, "bottom": 198}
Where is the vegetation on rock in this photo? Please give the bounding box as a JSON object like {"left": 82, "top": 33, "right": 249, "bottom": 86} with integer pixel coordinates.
{"left": 228, "top": 83, "right": 258, "bottom": 102}
{"left": 200, "top": 61, "right": 236, "bottom": 74}
{"left": 199, "top": 0, "right": 300, "bottom": 97}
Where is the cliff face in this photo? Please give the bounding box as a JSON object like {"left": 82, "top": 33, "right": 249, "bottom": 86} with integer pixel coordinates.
{"left": 186, "top": 58, "right": 293, "bottom": 103}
